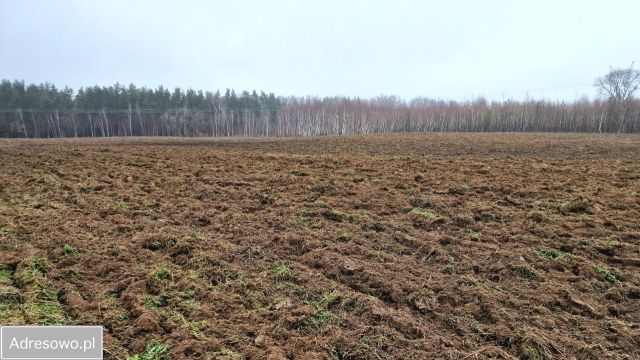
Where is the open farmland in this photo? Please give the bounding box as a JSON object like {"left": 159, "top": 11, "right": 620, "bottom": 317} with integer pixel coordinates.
{"left": 0, "top": 133, "right": 639, "bottom": 359}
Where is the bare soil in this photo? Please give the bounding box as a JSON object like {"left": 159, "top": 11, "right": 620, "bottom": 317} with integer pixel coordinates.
{"left": 0, "top": 133, "right": 639, "bottom": 359}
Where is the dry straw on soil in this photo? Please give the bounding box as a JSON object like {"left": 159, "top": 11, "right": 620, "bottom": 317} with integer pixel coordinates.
{"left": 0, "top": 133, "right": 639, "bottom": 359}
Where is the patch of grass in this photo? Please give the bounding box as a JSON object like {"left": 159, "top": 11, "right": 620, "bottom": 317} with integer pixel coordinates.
{"left": 315, "top": 201, "right": 329, "bottom": 208}
{"left": 537, "top": 249, "right": 572, "bottom": 261}
{"left": 30, "top": 301, "right": 65, "bottom": 324}
{"left": 309, "top": 291, "right": 341, "bottom": 327}
{"left": 100, "top": 292, "right": 129, "bottom": 325}
{"left": 0, "top": 286, "right": 21, "bottom": 304}
{"left": 514, "top": 265, "right": 538, "bottom": 279}
{"left": 161, "top": 310, "right": 186, "bottom": 324}
{"left": 23, "top": 287, "right": 66, "bottom": 325}
{"left": 477, "top": 282, "right": 503, "bottom": 294}
{"left": 245, "top": 290, "right": 262, "bottom": 298}
{"left": 145, "top": 294, "right": 171, "bottom": 309}
{"left": 187, "top": 270, "right": 201, "bottom": 279}
{"left": 116, "top": 200, "right": 129, "bottom": 210}
{"left": 180, "top": 299, "right": 201, "bottom": 311}
{"left": 0, "top": 227, "right": 19, "bottom": 240}
{"left": 15, "top": 258, "right": 48, "bottom": 286}
{"left": 188, "top": 321, "right": 207, "bottom": 340}
{"left": 315, "top": 291, "right": 340, "bottom": 310}
{"left": 461, "top": 229, "right": 482, "bottom": 240}
{"left": 244, "top": 290, "right": 267, "bottom": 311}
{"left": 296, "top": 214, "right": 311, "bottom": 225}
{"left": 324, "top": 209, "right": 360, "bottom": 222}
{"left": 153, "top": 268, "right": 171, "bottom": 281}
{"left": 311, "top": 310, "right": 339, "bottom": 327}
{"left": 596, "top": 265, "right": 621, "bottom": 283}
{"left": 113, "top": 310, "right": 129, "bottom": 323}
{"left": 209, "top": 265, "right": 244, "bottom": 286}
{"left": 102, "top": 292, "right": 119, "bottom": 305}
{"left": 533, "top": 199, "right": 567, "bottom": 212}
{"left": 0, "top": 303, "right": 23, "bottom": 324}
{"left": 271, "top": 263, "right": 293, "bottom": 282}
{"left": 178, "top": 289, "right": 195, "bottom": 300}
{"left": 0, "top": 265, "right": 13, "bottom": 285}
{"left": 62, "top": 244, "right": 79, "bottom": 255}
{"left": 181, "top": 232, "right": 203, "bottom": 242}
{"left": 410, "top": 208, "right": 439, "bottom": 220}
{"left": 128, "top": 340, "right": 171, "bottom": 360}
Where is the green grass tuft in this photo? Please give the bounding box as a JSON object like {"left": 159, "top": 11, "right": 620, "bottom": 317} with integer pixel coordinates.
{"left": 62, "top": 244, "right": 79, "bottom": 255}
{"left": 181, "top": 232, "right": 203, "bottom": 242}
{"left": 145, "top": 294, "right": 171, "bottom": 309}
{"left": 311, "top": 310, "right": 339, "bottom": 327}
{"left": 271, "top": 263, "right": 293, "bottom": 282}
{"left": 309, "top": 291, "right": 341, "bottom": 327}
{"left": 461, "top": 229, "right": 482, "bottom": 240}
{"left": 209, "top": 265, "right": 244, "bottom": 286}
{"left": 128, "top": 340, "right": 171, "bottom": 360}
{"left": 477, "top": 282, "right": 503, "bottom": 294}
{"left": 324, "top": 209, "right": 360, "bottom": 222}
{"left": 153, "top": 268, "right": 171, "bottom": 281}
{"left": 537, "top": 249, "right": 572, "bottom": 261}
{"left": 24, "top": 287, "right": 66, "bottom": 325}
{"left": 188, "top": 321, "right": 206, "bottom": 340}
{"left": 0, "top": 265, "right": 13, "bottom": 285}
{"left": 514, "top": 265, "right": 538, "bottom": 279}
{"left": 315, "top": 291, "right": 339, "bottom": 310}
{"left": 596, "top": 265, "right": 621, "bottom": 283}
{"left": 410, "top": 208, "right": 439, "bottom": 219}
{"left": 15, "top": 258, "right": 48, "bottom": 285}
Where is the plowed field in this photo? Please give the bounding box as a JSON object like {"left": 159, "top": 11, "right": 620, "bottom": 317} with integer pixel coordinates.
{"left": 0, "top": 133, "right": 639, "bottom": 359}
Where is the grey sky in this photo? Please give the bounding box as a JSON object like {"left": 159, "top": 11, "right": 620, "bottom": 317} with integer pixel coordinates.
{"left": 1, "top": 0, "right": 638, "bottom": 101}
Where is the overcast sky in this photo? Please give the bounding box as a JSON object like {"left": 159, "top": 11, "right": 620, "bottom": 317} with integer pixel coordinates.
{"left": 1, "top": 0, "right": 638, "bottom": 101}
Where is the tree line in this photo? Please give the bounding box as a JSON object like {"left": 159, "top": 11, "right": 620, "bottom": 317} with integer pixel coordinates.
{"left": 0, "top": 80, "right": 281, "bottom": 137}
{"left": 0, "top": 76, "right": 638, "bottom": 138}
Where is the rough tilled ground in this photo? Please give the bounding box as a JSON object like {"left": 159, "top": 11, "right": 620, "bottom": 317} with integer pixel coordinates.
{"left": 0, "top": 133, "right": 639, "bottom": 359}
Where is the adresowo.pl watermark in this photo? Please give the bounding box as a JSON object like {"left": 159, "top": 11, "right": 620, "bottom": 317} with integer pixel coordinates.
{"left": 1, "top": 326, "right": 102, "bottom": 360}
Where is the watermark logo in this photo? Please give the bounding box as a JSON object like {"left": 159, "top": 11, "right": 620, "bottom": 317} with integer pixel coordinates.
{"left": 0, "top": 326, "right": 102, "bottom": 360}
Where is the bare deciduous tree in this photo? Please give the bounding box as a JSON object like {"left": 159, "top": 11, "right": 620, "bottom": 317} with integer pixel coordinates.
{"left": 594, "top": 63, "right": 640, "bottom": 102}
{"left": 594, "top": 63, "right": 640, "bottom": 132}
